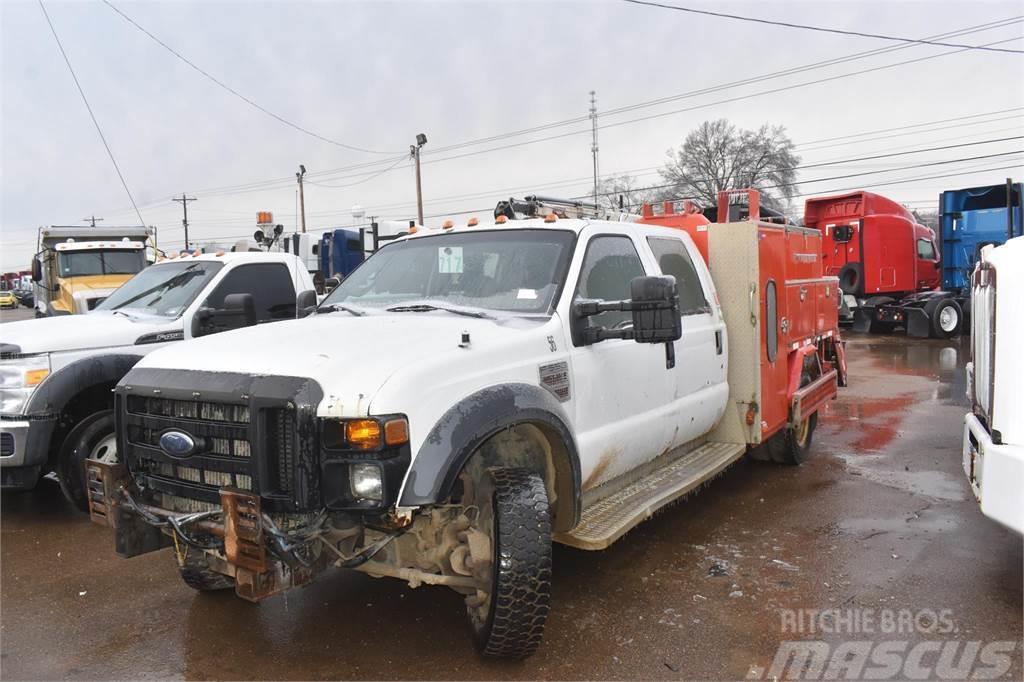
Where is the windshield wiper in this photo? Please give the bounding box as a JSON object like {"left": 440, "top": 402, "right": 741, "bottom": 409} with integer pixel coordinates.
{"left": 319, "top": 303, "right": 367, "bottom": 317}
{"left": 386, "top": 303, "right": 493, "bottom": 319}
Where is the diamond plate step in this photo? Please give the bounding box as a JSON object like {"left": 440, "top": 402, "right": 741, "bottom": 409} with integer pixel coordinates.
{"left": 555, "top": 441, "right": 746, "bottom": 550}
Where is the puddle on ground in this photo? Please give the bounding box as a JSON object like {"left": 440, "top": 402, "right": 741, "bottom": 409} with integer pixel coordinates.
{"left": 835, "top": 452, "right": 967, "bottom": 502}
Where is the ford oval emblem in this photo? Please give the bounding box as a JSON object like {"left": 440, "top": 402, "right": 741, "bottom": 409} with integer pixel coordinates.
{"left": 159, "top": 430, "right": 196, "bottom": 458}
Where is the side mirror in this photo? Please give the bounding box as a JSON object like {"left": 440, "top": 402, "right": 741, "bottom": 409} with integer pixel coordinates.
{"left": 628, "top": 275, "right": 683, "bottom": 344}
{"left": 296, "top": 289, "right": 317, "bottom": 318}
{"left": 193, "top": 293, "right": 257, "bottom": 336}
{"left": 324, "top": 276, "right": 341, "bottom": 292}
{"left": 572, "top": 275, "right": 681, "bottom": 368}
{"left": 31, "top": 258, "right": 41, "bottom": 282}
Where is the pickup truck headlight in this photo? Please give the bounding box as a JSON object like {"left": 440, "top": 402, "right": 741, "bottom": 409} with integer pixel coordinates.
{"left": 0, "top": 353, "right": 51, "bottom": 416}
{"left": 319, "top": 416, "right": 410, "bottom": 510}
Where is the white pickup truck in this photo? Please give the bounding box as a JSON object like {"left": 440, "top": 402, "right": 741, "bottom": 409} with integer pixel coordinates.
{"left": 963, "top": 236, "right": 1024, "bottom": 534}
{"left": 0, "top": 251, "right": 316, "bottom": 508}
{"left": 90, "top": 212, "right": 845, "bottom": 659}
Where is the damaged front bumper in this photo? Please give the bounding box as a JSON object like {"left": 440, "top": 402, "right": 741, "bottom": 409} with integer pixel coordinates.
{"left": 85, "top": 459, "right": 400, "bottom": 601}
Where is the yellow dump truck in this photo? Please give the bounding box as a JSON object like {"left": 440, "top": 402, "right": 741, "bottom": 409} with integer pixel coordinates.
{"left": 31, "top": 226, "right": 152, "bottom": 316}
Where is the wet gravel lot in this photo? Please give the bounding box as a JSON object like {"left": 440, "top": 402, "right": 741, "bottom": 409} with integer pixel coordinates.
{"left": 1, "top": 333, "right": 1021, "bottom": 680}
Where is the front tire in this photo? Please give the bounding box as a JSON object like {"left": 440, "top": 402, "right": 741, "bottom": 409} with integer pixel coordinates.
{"left": 58, "top": 409, "right": 118, "bottom": 512}
{"left": 467, "top": 468, "right": 552, "bottom": 659}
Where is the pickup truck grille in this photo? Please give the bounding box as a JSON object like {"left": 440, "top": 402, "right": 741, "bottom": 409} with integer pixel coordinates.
{"left": 116, "top": 369, "right": 324, "bottom": 514}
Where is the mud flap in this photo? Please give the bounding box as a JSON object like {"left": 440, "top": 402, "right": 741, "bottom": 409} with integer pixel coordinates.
{"left": 852, "top": 306, "right": 873, "bottom": 333}
{"left": 905, "top": 308, "right": 931, "bottom": 338}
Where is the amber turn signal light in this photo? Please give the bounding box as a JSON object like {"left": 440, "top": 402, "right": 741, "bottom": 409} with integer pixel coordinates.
{"left": 383, "top": 418, "right": 409, "bottom": 446}
{"left": 346, "top": 419, "right": 382, "bottom": 449}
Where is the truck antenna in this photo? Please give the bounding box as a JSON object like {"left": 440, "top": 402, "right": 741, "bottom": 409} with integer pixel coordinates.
{"left": 81, "top": 215, "right": 103, "bottom": 227}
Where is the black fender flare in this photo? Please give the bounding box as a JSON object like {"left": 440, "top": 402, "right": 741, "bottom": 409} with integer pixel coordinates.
{"left": 399, "top": 383, "right": 582, "bottom": 532}
{"left": 22, "top": 353, "right": 144, "bottom": 466}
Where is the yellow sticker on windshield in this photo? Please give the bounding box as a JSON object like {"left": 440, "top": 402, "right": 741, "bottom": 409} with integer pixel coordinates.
{"left": 438, "top": 246, "right": 463, "bottom": 274}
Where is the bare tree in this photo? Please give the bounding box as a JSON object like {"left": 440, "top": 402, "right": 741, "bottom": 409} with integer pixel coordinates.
{"left": 660, "top": 119, "right": 800, "bottom": 208}
{"left": 596, "top": 174, "right": 660, "bottom": 211}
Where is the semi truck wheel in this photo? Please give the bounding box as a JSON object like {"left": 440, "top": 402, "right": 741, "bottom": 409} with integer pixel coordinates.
{"left": 58, "top": 409, "right": 117, "bottom": 512}
{"left": 928, "top": 299, "right": 963, "bottom": 339}
{"left": 466, "top": 467, "right": 552, "bottom": 659}
{"left": 179, "top": 550, "right": 235, "bottom": 591}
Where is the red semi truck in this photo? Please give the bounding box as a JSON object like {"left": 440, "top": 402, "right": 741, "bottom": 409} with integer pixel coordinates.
{"left": 802, "top": 191, "right": 962, "bottom": 338}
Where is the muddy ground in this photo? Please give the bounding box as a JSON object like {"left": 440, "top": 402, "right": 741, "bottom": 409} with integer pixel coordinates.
{"left": 1, "top": 333, "right": 1021, "bottom": 680}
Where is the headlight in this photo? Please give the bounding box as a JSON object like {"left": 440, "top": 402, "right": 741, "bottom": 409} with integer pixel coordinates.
{"left": 0, "top": 354, "right": 51, "bottom": 415}
{"left": 350, "top": 463, "right": 383, "bottom": 501}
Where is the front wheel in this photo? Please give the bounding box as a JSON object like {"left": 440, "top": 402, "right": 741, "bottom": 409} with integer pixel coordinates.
{"left": 58, "top": 409, "right": 118, "bottom": 512}
{"left": 466, "top": 468, "right": 552, "bottom": 659}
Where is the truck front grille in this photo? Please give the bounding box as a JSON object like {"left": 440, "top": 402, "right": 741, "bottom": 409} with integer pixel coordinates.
{"left": 128, "top": 395, "right": 250, "bottom": 424}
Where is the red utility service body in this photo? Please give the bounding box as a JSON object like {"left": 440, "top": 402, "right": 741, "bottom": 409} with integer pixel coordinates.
{"left": 639, "top": 190, "right": 846, "bottom": 446}
{"left": 803, "top": 191, "right": 940, "bottom": 297}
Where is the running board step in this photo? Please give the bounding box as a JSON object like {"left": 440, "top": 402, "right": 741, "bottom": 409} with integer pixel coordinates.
{"left": 554, "top": 441, "right": 746, "bottom": 550}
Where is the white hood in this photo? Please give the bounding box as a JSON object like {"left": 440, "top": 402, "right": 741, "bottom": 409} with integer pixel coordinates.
{"left": 0, "top": 311, "right": 179, "bottom": 354}
{"left": 133, "top": 311, "right": 550, "bottom": 415}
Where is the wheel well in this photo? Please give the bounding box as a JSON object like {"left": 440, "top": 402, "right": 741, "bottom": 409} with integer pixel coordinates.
{"left": 458, "top": 422, "right": 576, "bottom": 533}
{"left": 49, "top": 381, "right": 117, "bottom": 465}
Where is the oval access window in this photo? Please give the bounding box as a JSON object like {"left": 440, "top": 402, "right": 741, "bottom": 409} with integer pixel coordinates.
{"left": 766, "top": 279, "right": 778, "bottom": 362}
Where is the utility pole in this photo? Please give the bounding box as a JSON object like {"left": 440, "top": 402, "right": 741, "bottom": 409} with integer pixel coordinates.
{"left": 81, "top": 215, "right": 103, "bottom": 227}
{"left": 296, "top": 165, "right": 307, "bottom": 233}
{"left": 411, "top": 133, "right": 428, "bottom": 225}
{"left": 173, "top": 194, "right": 196, "bottom": 250}
{"left": 589, "top": 90, "right": 600, "bottom": 205}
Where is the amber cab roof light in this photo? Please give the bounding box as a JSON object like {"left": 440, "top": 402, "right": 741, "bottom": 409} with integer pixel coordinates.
{"left": 442, "top": 219, "right": 455, "bottom": 230}
{"left": 544, "top": 213, "right": 558, "bottom": 223}
{"left": 495, "top": 215, "right": 508, "bottom": 224}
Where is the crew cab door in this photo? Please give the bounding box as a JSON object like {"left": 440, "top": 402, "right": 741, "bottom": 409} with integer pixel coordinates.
{"left": 563, "top": 229, "right": 678, "bottom": 491}
{"left": 645, "top": 234, "right": 728, "bottom": 433}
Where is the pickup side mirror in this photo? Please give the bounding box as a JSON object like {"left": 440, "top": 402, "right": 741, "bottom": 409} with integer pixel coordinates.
{"left": 324, "top": 276, "right": 341, "bottom": 293}
{"left": 193, "top": 293, "right": 257, "bottom": 337}
{"left": 31, "top": 258, "right": 41, "bottom": 283}
{"left": 296, "top": 289, "right": 317, "bottom": 318}
{"left": 572, "top": 275, "right": 682, "bottom": 368}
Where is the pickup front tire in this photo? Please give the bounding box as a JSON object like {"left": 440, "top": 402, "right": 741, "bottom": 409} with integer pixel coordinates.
{"left": 58, "top": 409, "right": 118, "bottom": 512}
{"left": 467, "top": 467, "right": 552, "bottom": 659}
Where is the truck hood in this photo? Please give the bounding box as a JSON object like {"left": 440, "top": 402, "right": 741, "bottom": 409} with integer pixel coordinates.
{"left": 56, "top": 274, "right": 131, "bottom": 292}
{"left": 132, "top": 312, "right": 549, "bottom": 415}
{"left": 0, "top": 311, "right": 178, "bottom": 354}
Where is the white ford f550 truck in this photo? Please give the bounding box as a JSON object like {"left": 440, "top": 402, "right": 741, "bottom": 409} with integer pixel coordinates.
{"left": 1, "top": 252, "right": 316, "bottom": 508}
{"left": 89, "top": 210, "right": 845, "bottom": 658}
{"left": 963, "top": 236, "right": 1024, "bottom": 534}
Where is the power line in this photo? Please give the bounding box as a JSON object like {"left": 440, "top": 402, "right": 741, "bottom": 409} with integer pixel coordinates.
{"left": 425, "top": 17, "right": 1022, "bottom": 155}
{"left": 619, "top": 0, "right": 1024, "bottom": 54}
{"left": 102, "top": 0, "right": 402, "bottom": 155}
{"left": 796, "top": 106, "right": 1024, "bottom": 146}
{"left": 607, "top": 150, "right": 1024, "bottom": 202}
{"left": 305, "top": 157, "right": 410, "bottom": 189}
{"left": 39, "top": 0, "right": 146, "bottom": 227}
{"left": 97, "top": 20, "right": 1023, "bottom": 213}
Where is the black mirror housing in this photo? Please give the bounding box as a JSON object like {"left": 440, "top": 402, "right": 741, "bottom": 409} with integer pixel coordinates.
{"left": 31, "top": 258, "right": 41, "bottom": 282}
{"left": 630, "top": 275, "right": 682, "bottom": 344}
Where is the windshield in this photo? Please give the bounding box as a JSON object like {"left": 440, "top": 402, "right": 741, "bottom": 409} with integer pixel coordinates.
{"left": 95, "top": 261, "right": 224, "bottom": 318}
{"left": 322, "top": 229, "right": 576, "bottom": 315}
{"left": 58, "top": 250, "right": 145, "bottom": 277}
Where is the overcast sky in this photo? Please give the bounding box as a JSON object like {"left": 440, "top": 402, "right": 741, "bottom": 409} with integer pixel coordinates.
{"left": 2, "top": 0, "right": 1022, "bottom": 270}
